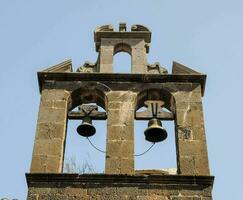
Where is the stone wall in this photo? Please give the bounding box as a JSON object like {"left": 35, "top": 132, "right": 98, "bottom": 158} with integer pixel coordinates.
{"left": 26, "top": 174, "right": 213, "bottom": 200}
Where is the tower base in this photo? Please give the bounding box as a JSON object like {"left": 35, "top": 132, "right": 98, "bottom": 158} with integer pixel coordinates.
{"left": 26, "top": 173, "right": 214, "bottom": 199}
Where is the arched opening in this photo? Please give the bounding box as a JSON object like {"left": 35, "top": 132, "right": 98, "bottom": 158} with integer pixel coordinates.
{"left": 113, "top": 43, "right": 132, "bottom": 73}
{"left": 134, "top": 89, "right": 177, "bottom": 174}
{"left": 64, "top": 86, "right": 108, "bottom": 173}
{"left": 64, "top": 103, "right": 107, "bottom": 173}
{"left": 134, "top": 120, "right": 176, "bottom": 173}
{"left": 113, "top": 52, "right": 132, "bottom": 73}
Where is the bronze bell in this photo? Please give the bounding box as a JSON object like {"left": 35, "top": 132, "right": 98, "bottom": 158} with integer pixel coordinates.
{"left": 77, "top": 117, "right": 96, "bottom": 137}
{"left": 144, "top": 118, "right": 167, "bottom": 143}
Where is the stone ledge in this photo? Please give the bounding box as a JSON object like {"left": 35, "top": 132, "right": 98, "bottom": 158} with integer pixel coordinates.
{"left": 26, "top": 173, "right": 214, "bottom": 187}
{"left": 94, "top": 32, "right": 151, "bottom": 43}
{"left": 37, "top": 72, "right": 206, "bottom": 95}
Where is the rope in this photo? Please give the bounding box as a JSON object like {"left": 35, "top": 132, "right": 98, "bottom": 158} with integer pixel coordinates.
{"left": 86, "top": 137, "right": 155, "bottom": 157}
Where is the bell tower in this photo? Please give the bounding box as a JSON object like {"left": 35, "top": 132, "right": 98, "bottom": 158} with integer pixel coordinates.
{"left": 26, "top": 23, "right": 214, "bottom": 199}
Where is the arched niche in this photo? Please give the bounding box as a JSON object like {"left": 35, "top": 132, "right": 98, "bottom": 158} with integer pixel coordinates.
{"left": 65, "top": 83, "right": 110, "bottom": 174}
{"left": 134, "top": 88, "right": 177, "bottom": 172}
{"left": 113, "top": 43, "right": 132, "bottom": 73}
{"left": 113, "top": 42, "right": 132, "bottom": 55}
{"left": 68, "top": 82, "right": 110, "bottom": 111}
{"left": 136, "top": 88, "right": 175, "bottom": 113}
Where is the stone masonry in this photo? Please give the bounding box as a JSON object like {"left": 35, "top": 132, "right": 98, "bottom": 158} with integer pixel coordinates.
{"left": 27, "top": 23, "right": 214, "bottom": 199}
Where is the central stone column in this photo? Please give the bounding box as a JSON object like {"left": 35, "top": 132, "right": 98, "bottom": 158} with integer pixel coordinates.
{"left": 105, "top": 91, "right": 136, "bottom": 174}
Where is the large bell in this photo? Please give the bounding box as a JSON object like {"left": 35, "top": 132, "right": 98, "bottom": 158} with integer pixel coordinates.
{"left": 77, "top": 117, "right": 96, "bottom": 137}
{"left": 144, "top": 118, "right": 167, "bottom": 143}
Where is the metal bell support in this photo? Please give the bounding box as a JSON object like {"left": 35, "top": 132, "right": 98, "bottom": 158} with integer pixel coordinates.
{"left": 77, "top": 116, "right": 96, "bottom": 137}
{"left": 144, "top": 118, "right": 167, "bottom": 143}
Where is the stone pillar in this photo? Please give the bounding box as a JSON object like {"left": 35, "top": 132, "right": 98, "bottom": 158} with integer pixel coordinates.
{"left": 30, "top": 89, "right": 70, "bottom": 173}
{"left": 131, "top": 40, "right": 147, "bottom": 74}
{"left": 105, "top": 91, "right": 136, "bottom": 174}
{"left": 174, "top": 84, "right": 210, "bottom": 175}
{"left": 99, "top": 41, "right": 113, "bottom": 73}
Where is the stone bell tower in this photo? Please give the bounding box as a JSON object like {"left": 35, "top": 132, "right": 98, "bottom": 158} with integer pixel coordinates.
{"left": 26, "top": 23, "right": 214, "bottom": 199}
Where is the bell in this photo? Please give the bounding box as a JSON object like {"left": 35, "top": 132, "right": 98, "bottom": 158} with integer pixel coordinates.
{"left": 77, "top": 117, "right": 96, "bottom": 137}
{"left": 144, "top": 118, "right": 167, "bottom": 143}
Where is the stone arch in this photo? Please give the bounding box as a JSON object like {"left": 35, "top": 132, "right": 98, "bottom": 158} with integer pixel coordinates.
{"left": 113, "top": 43, "right": 132, "bottom": 73}
{"left": 113, "top": 42, "right": 132, "bottom": 55}
{"left": 135, "top": 88, "right": 177, "bottom": 172}
{"left": 68, "top": 82, "right": 111, "bottom": 111}
{"left": 136, "top": 88, "right": 175, "bottom": 113}
{"left": 97, "top": 39, "right": 147, "bottom": 73}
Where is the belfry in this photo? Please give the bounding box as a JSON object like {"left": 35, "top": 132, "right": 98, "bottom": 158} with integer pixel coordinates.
{"left": 26, "top": 23, "right": 214, "bottom": 199}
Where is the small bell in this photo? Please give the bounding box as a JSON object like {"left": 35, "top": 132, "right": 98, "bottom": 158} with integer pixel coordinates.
{"left": 77, "top": 117, "right": 96, "bottom": 137}
{"left": 144, "top": 118, "right": 167, "bottom": 143}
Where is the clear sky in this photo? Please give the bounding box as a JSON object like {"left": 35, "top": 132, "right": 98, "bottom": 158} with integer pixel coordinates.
{"left": 0, "top": 0, "right": 243, "bottom": 199}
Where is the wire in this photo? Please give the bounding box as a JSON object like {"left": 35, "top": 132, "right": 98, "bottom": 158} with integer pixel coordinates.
{"left": 86, "top": 137, "right": 106, "bottom": 153}
{"left": 86, "top": 137, "right": 156, "bottom": 157}
{"left": 134, "top": 143, "right": 155, "bottom": 157}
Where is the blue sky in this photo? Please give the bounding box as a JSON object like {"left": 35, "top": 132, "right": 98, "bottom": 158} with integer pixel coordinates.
{"left": 0, "top": 0, "right": 243, "bottom": 199}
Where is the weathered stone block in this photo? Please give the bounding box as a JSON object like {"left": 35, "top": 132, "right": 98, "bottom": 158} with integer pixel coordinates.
{"left": 38, "top": 107, "right": 67, "bottom": 124}
{"left": 106, "top": 141, "right": 122, "bottom": 157}
{"left": 171, "top": 197, "right": 201, "bottom": 200}
{"left": 108, "top": 101, "right": 134, "bottom": 110}
{"left": 178, "top": 156, "right": 195, "bottom": 175}
{"left": 101, "top": 38, "right": 123, "bottom": 46}
{"left": 27, "top": 194, "right": 38, "bottom": 200}
{"left": 32, "top": 138, "right": 64, "bottom": 157}
{"left": 132, "top": 49, "right": 147, "bottom": 64}
{"left": 176, "top": 107, "right": 204, "bottom": 127}
{"left": 106, "top": 91, "right": 137, "bottom": 102}
{"left": 195, "top": 155, "right": 210, "bottom": 175}
{"left": 53, "top": 100, "right": 68, "bottom": 108}
{"left": 68, "top": 195, "right": 89, "bottom": 200}
{"left": 107, "top": 125, "right": 134, "bottom": 141}
{"left": 177, "top": 126, "right": 193, "bottom": 140}
{"left": 179, "top": 186, "right": 212, "bottom": 197}
{"left": 35, "top": 122, "right": 66, "bottom": 140}
{"left": 107, "top": 109, "right": 134, "bottom": 126}
{"left": 175, "top": 102, "right": 203, "bottom": 111}
{"left": 99, "top": 64, "right": 113, "bottom": 73}
{"left": 123, "top": 39, "right": 145, "bottom": 47}
{"left": 178, "top": 140, "right": 208, "bottom": 156}
{"left": 133, "top": 64, "right": 146, "bottom": 74}
{"left": 174, "top": 91, "right": 202, "bottom": 103}
{"left": 121, "top": 158, "right": 134, "bottom": 174}
{"left": 121, "top": 140, "right": 134, "bottom": 157}
{"left": 100, "top": 48, "right": 113, "bottom": 64}
{"left": 87, "top": 186, "right": 116, "bottom": 196}
{"left": 148, "top": 185, "right": 179, "bottom": 196}
{"left": 41, "top": 89, "right": 70, "bottom": 101}
{"left": 116, "top": 186, "right": 138, "bottom": 196}
{"left": 105, "top": 158, "right": 121, "bottom": 174}
{"left": 39, "top": 194, "right": 68, "bottom": 200}
{"left": 30, "top": 155, "right": 63, "bottom": 173}
{"left": 192, "top": 126, "right": 206, "bottom": 141}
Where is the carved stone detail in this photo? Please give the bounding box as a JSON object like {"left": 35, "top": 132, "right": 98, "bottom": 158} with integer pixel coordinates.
{"left": 136, "top": 100, "right": 173, "bottom": 120}
{"left": 147, "top": 62, "right": 168, "bottom": 74}
{"left": 76, "top": 61, "right": 96, "bottom": 73}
